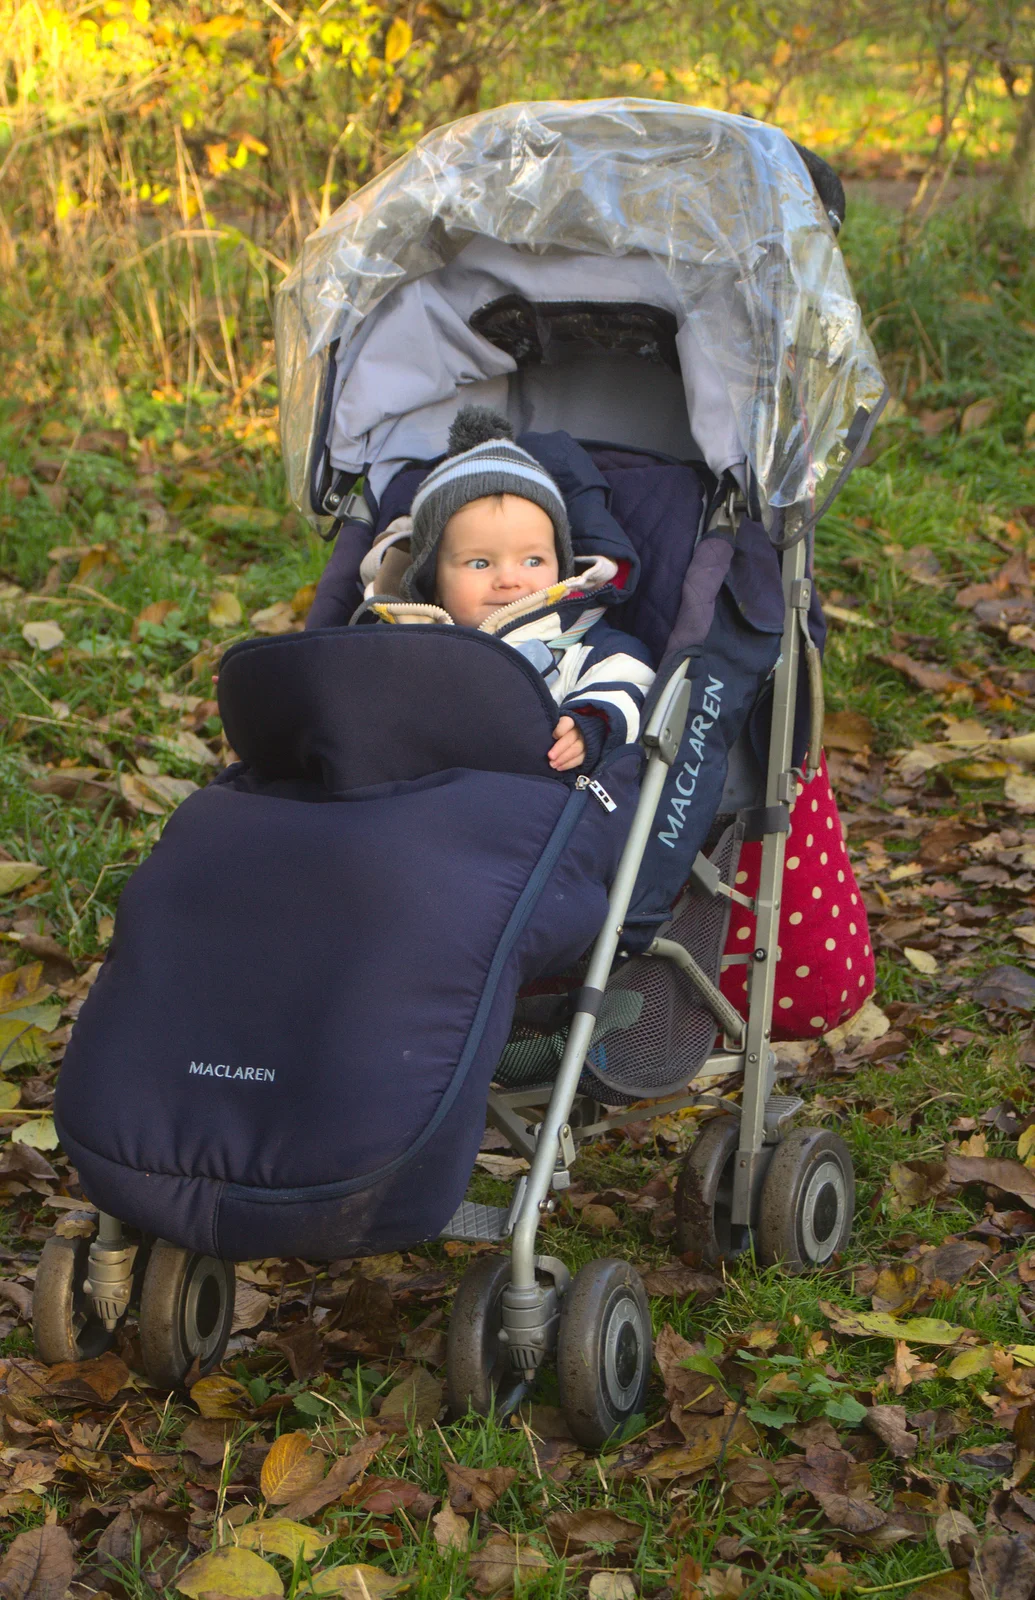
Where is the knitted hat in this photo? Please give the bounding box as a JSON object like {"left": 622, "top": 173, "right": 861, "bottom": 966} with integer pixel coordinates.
{"left": 400, "top": 406, "right": 573, "bottom": 601}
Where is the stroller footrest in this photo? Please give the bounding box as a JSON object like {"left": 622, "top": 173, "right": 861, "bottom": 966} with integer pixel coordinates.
{"left": 764, "top": 1095, "right": 805, "bottom": 1142}
{"left": 439, "top": 1201, "right": 511, "bottom": 1243}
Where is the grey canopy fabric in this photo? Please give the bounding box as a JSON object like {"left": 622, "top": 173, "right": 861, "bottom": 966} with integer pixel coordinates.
{"left": 275, "top": 97, "right": 886, "bottom": 538}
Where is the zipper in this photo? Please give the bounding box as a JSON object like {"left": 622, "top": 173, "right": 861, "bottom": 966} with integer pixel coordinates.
{"left": 576, "top": 774, "right": 616, "bottom": 812}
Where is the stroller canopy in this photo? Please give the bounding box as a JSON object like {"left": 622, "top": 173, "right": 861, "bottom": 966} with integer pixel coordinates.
{"left": 276, "top": 98, "right": 886, "bottom": 541}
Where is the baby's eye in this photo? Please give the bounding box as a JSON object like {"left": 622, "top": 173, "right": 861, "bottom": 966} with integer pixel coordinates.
{"left": 465, "top": 558, "right": 490, "bottom": 570}
{"left": 524, "top": 555, "right": 544, "bottom": 567}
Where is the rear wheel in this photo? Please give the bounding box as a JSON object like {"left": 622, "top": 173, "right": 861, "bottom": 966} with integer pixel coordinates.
{"left": 137, "top": 1243, "right": 235, "bottom": 1388}
{"left": 556, "top": 1259, "right": 651, "bottom": 1450}
{"left": 33, "top": 1235, "right": 113, "bottom": 1365}
{"left": 446, "top": 1253, "right": 513, "bottom": 1419}
{"left": 757, "top": 1128, "right": 854, "bottom": 1271}
{"left": 673, "top": 1115, "right": 749, "bottom": 1264}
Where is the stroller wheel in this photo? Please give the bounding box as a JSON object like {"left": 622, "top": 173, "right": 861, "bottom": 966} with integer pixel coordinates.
{"left": 556, "top": 1258, "right": 651, "bottom": 1451}
{"left": 757, "top": 1128, "right": 854, "bottom": 1271}
{"left": 674, "top": 1115, "right": 749, "bottom": 1264}
{"left": 138, "top": 1243, "right": 235, "bottom": 1388}
{"left": 446, "top": 1253, "right": 513, "bottom": 1419}
{"left": 33, "top": 1235, "right": 114, "bottom": 1365}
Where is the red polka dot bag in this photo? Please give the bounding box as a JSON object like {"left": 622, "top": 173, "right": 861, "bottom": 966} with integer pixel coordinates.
{"left": 719, "top": 754, "right": 875, "bottom": 1039}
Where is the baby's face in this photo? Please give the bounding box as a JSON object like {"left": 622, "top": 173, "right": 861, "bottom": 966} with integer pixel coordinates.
{"left": 435, "top": 495, "right": 559, "bottom": 628}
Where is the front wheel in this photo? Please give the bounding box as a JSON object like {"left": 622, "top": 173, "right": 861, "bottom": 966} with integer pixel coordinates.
{"left": 757, "top": 1128, "right": 854, "bottom": 1271}
{"left": 556, "top": 1259, "right": 651, "bottom": 1451}
{"left": 137, "top": 1243, "right": 235, "bottom": 1388}
{"left": 33, "top": 1235, "right": 114, "bottom": 1365}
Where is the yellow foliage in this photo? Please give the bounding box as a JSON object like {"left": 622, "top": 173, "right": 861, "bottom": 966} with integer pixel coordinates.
{"left": 383, "top": 16, "right": 411, "bottom": 64}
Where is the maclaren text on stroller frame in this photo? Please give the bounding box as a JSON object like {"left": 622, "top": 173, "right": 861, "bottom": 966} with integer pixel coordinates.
{"left": 37, "top": 99, "right": 887, "bottom": 1449}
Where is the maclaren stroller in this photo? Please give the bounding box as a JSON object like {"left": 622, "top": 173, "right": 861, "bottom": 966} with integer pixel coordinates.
{"left": 37, "top": 100, "right": 887, "bottom": 1449}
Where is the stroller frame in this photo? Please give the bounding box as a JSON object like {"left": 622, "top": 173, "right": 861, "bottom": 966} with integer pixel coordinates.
{"left": 445, "top": 529, "right": 823, "bottom": 1385}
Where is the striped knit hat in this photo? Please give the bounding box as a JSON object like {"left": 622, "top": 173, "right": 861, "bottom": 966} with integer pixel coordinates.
{"left": 401, "top": 406, "right": 573, "bottom": 602}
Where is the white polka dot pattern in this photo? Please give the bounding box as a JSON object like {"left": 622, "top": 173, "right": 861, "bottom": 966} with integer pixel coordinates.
{"left": 718, "top": 754, "right": 875, "bottom": 1040}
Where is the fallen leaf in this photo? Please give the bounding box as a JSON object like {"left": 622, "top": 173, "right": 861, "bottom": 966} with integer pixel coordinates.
{"left": 250, "top": 601, "right": 299, "bottom": 635}
{"left": 45, "top": 1350, "right": 129, "bottom": 1401}
{"left": 191, "top": 1374, "right": 253, "bottom": 1420}
{"left": 1006, "top": 773, "right": 1035, "bottom": 813}
{"left": 873, "top": 1263, "right": 922, "bottom": 1313}
{"left": 432, "top": 1502, "right": 469, "bottom": 1552}
{"left": 466, "top": 1532, "right": 550, "bottom": 1597}
{"left": 588, "top": 1577, "right": 637, "bottom": 1600}
{"left": 824, "top": 998, "right": 891, "bottom": 1052}
{"left": 946, "top": 1154, "right": 1035, "bottom": 1207}
{"left": 920, "top": 1240, "right": 991, "bottom": 1286}
{"left": 903, "top": 1573, "right": 970, "bottom": 1599}
{"left": 150, "top": 730, "right": 220, "bottom": 768}
{"left": 545, "top": 1508, "right": 644, "bottom": 1554}
{"left": 820, "top": 1302, "right": 972, "bottom": 1345}
{"left": 209, "top": 591, "right": 243, "bottom": 627}
{"left": 904, "top": 947, "right": 939, "bottom": 976}
{"left": 132, "top": 601, "right": 179, "bottom": 643}
{"left": 355, "top": 1476, "right": 434, "bottom": 1516}
{"left": 961, "top": 398, "right": 997, "bottom": 434}
{"left": 260, "top": 1431, "right": 327, "bottom": 1504}
{"left": 947, "top": 1347, "right": 994, "bottom": 1381}
{"left": 918, "top": 407, "right": 957, "bottom": 436}
{"left": 444, "top": 1462, "right": 517, "bottom": 1514}
{"left": 182, "top": 1417, "right": 236, "bottom": 1464}
{"left": 882, "top": 652, "right": 960, "bottom": 694}
{"left": 208, "top": 505, "right": 280, "bottom": 531}
{"left": 0, "top": 864, "right": 44, "bottom": 895}
{"left": 640, "top": 1263, "right": 723, "bottom": 1301}
{"left": 280, "top": 1434, "right": 387, "bottom": 1521}
{"left": 233, "top": 1520, "right": 329, "bottom": 1560}
{"left": 888, "top": 1160, "right": 950, "bottom": 1212}
{"left": 176, "top": 1545, "right": 283, "bottom": 1599}
{"left": 936, "top": 1509, "right": 979, "bottom": 1563}
{"left": 304, "top": 1565, "right": 410, "bottom": 1598}
{"left": 473, "top": 1152, "right": 528, "bottom": 1179}
{"left": 378, "top": 1367, "right": 443, "bottom": 1430}
{"left": 641, "top": 1411, "right": 757, "bottom": 1479}
{"left": 232, "top": 1281, "right": 271, "bottom": 1333}
{"left": 11, "top": 1117, "right": 59, "bottom": 1151}
{"left": 974, "top": 967, "right": 1035, "bottom": 1011}
{"left": 864, "top": 1405, "right": 917, "bottom": 1458}
{"left": 580, "top": 1202, "right": 621, "bottom": 1232}
{"left": 824, "top": 710, "right": 875, "bottom": 753}
{"left": 0, "top": 1523, "right": 75, "bottom": 1600}
{"left": 20, "top": 622, "right": 64, "bottom": 652}
{"left": 888, "top": 1341, "right": 938, "bottom": 1394}
{"left": 969, "top": 1533, "right": 1035, "bottom": 1600}
{"left": 801, "top": 1554, "right": 856, "bottom": 1594}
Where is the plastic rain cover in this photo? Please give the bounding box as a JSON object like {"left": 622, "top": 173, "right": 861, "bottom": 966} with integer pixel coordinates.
{"left": 274, "top": 98, "right": 886, "bottom": 542}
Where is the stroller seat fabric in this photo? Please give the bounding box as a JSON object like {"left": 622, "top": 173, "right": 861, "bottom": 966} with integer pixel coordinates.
{"left": 55, "top": 630, "right": 642, "bottom": 1261}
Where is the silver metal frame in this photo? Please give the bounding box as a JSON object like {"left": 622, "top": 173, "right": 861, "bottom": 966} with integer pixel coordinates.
{"left": 463, "top": 535, "right": 819, "bottom": 1381}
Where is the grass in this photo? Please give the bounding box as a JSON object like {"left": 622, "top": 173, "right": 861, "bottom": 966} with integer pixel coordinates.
{"left": 2, "top": 193, "right": 1035, "bottom": 1597}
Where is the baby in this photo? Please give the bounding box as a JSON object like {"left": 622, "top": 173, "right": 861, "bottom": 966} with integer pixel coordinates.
{"left": 362, "top": 407, "right": 655, "bottom": 773}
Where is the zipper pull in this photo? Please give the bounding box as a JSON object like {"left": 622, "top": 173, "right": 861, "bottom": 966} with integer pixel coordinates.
{"left": 576, "top": 774, "right": 617, "bottom": 812}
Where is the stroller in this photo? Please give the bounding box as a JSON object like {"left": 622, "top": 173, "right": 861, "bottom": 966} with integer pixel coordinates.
{"left": 36, "top": 99, "right": 886, "bottom": 1449}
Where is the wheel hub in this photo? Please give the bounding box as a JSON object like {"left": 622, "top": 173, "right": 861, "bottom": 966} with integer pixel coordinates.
{"left": 800, "top": 1159, "right": 847, "bottom": 1262}
{"left": 602, "top": 1295, "right": 646, "bottom": 1411}
{"left": 182, "top": 1262, "right": 229, "bottom": 1360}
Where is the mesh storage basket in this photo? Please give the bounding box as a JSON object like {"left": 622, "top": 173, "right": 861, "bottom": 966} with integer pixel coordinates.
{"left": 493, "top": 820, "right": 743, "bottom": 1102}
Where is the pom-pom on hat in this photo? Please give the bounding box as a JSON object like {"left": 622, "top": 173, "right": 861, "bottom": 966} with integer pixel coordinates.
{"left": 401, "top": 405, "right": 573, "bottom": 602}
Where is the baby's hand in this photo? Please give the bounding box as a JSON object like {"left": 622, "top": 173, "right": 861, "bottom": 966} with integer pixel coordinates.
{"left": 548, "top": 715, "right": 586, "bottom": 772}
